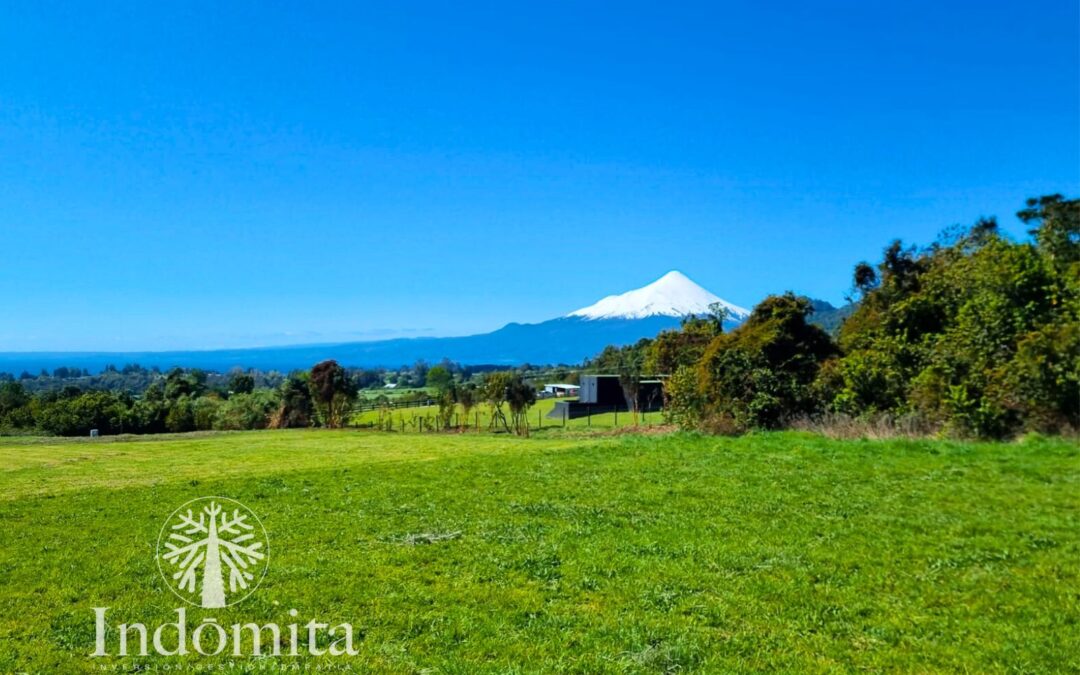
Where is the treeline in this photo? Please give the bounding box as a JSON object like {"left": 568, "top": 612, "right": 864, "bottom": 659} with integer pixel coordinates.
{"left": 5, "top": 195, "right": 1073, "bottom": 440}
{"left": 414, "top": 367, "right": 538, "bottom": 436}
{"left": 0, "top": 358, "right": 409, "bottom": 436}
{"left": 1, "top": 360, "right": 471, "bottom": 396}
{"left": 0, "top": 358, "right": 552, "bottom": 437}
{"left": 603, "top": 195, "right": 1079, "bottom": 438}
{"left": 2, "top": 364, "right": 286, "bottom": 396}
{"left": 1, "top": 366, "right": 298, "bottom": 436}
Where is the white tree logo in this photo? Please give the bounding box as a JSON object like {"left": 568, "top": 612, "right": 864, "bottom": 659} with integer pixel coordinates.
{"left": 156, "top": 497, "right": 269, "bottom": 608}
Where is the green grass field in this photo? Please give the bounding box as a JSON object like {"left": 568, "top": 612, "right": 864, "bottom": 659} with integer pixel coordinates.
{"left": 356, "top": 386, "right": 435, "bottom": 402}
{"left": 352, "top": 397, "right": 661, "bottom": 432}
{"left": 1, "top": 430, "right": 1077, "bottom": 673}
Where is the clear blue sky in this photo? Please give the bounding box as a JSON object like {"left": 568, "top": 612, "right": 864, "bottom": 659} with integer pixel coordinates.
{"left": 1, "top": 1, "right": 1077, "bottom": 351}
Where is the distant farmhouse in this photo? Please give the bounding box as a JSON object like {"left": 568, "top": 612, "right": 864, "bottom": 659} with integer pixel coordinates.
{"left": 542, "top": 383, "right": 580, "bottom": 397}
{"left": 548, "top": 375, "right": 663, "bottom": 420}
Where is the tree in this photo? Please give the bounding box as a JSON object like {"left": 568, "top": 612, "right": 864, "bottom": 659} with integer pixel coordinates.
{"left": 826, "top": 198, "right": 1080, "bottom": 437}
{"left": 35, "top": 391, "right": 130, "bottom": 436}
{"left": 425, "top": 365, "right": 453, "bottom": 393}
{"left": 852, "top": 262, "right": 878, "bottom": 298}
{"left": 1018, "top": 194, "right": 1079, "bottom": 271}
{"left": 664, "top": 365, "right": 705, "bottom": 428}
{"left": 192, "top": 396, "right": 223, "bottom": 431}
{"left": 693, "top": 293, "right": 837, "bottom": 431}
{"left": 213, "top": 391, "right": 277, "bottom": 431}
{"left": 616, "top": 347, "right": 644, "bottom": 424}
{"left": 165, "top": 395, "right": 196, "bottom": 433}
{"left": 228, "top": 371, "right": 255, "bottom": 395}
{"left": 270, "top": 374, "right": 314, "bottom": 429}
{"left": 1004, "top": 322, "right": 1080, "bottom": 432}
{"left": 456, "top": 383, "right": 477, "bottom": 432}
{"left": 483, "top": 371, "right": 512, "bottom": 432}
{"left": 707, "top": 301, "right": 729, "bottom": 332}
{"left": 309, "top": 360, "right": 356, "bottom": 428}
{"left": 410, "top": 359, "right": 430, "bottom": 388}
{"left": 504, "top": 374, "right": 536, "bottom": 436}
{"left": 165, "top": 368, "right": 203, "bottom": 400}
{"left": 585, "top": 337, "right": 653, "bottom": 376}
{"left": 0, "top": 381, "right": 28, "bottom": 417}
{"left": 437, "top": 383, "right": 457, "bottom": 429}
{"left": 646, "top": 316, "right": 721, "bottom": 409}
{"left": 352, "top": 368, "right": 383, "bottom": 390}
{"left": 0, "top": 381, "right": 31, "bottom": 429}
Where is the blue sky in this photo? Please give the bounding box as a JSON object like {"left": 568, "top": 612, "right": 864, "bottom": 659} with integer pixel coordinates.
{"left": 1, "top": 1, "right": 1077, "bottom": 351}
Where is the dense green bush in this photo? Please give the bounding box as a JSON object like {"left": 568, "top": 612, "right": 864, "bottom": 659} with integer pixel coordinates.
{"left": 652, "top": 195, "right": 1077, "bottom": 438}
{"left": 269, "top": 374, "right": 315, "bottom": 429}
{"left": 0, "top": 362, "right": 359, "bottom": 436}
{"left": 213, "top": 391, "right": 278, "bottom": 431}
{"left": 35, "top": 391, "right": 130, "bottom": 436}
{"left": 826, "top": 196, "right": 1078, "bottom": 437}
{"left": 680, "top": 294, "right": 836, "bottom": 432}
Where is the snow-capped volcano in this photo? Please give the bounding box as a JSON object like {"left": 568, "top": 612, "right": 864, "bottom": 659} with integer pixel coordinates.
{"left": 0, "top": 271, "right": 755, "bottom": 373}
{"left": 568, "top": 271, "right": 750, "bottom": 322}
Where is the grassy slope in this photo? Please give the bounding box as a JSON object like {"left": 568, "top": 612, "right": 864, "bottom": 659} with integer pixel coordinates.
{"left": 0, "top": 430, "right": 1077, "bottom": 673}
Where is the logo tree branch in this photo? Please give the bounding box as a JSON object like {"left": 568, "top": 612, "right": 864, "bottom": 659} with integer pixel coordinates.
{"left": 159, "top": 499, "right": 267, "bottom": 608}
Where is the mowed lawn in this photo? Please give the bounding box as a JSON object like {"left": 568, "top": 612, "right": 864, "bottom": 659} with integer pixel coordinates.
{"left": 0, "top": 430, "right": 1077, "bottom": 673}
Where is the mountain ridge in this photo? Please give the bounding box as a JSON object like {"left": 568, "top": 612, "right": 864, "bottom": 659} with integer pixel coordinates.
{"left": 0, "top": 272, "right": 750, "bottom": 373}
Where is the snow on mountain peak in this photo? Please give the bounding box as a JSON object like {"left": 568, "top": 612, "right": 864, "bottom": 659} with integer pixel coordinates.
{"left": 567, "top": 271, "right": 750, "bottom": 321}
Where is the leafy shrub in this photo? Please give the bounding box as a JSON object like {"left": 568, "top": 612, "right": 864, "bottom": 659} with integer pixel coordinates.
{"left": 35, "top": 391, "right": 129, "bottom": 436}
{"left": 829, "top": 196, "right": 1078, "bottom": 437}
{"left": 650, "top": 195, "right": 1077, "bottom": 439}
{"left": 664, "top": 365, "right": 705, "bottom": 429}
{"left": 695, "top": 294, "right": 836, "bottom": 431}
{"left": 213, "top": 391, "right": 277, "bottom": 431}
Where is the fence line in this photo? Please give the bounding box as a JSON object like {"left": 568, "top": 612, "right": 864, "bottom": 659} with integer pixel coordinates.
{"left": 353, "top": 398, "right": 434, "bottom": 413}
{"left": 352, "top": 403, "right": 661, "bottom": 434}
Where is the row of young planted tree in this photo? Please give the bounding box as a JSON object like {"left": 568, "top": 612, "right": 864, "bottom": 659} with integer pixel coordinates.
{"left": 610, "top": 195, "right": 1078, "bottom": 439}
{"left": 0, "top": 360, "right": 357, "bottom": 436}
{"left": 419, "top": 369, "right": 537, "bottom": 436}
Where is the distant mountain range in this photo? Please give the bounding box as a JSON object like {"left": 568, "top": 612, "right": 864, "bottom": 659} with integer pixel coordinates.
{"left": 0, "top": 272, "right": 860, "bottom": 374}
{"left": 807, "top": 298, "right": 856, "bottom": 336}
